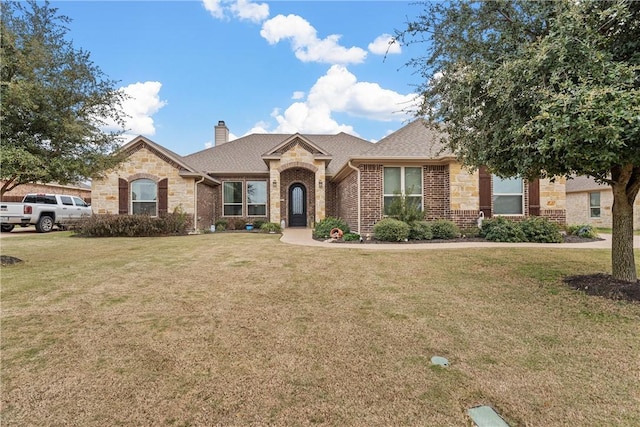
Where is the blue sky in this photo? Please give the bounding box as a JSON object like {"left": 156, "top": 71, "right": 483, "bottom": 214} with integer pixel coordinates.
{"left": 54, "top": 1, "right": 427, "bottom": 155}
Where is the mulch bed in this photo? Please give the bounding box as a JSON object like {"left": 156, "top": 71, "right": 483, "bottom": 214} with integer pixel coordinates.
{"left": 564, "top": 274, "right": 640, "bottom": 303}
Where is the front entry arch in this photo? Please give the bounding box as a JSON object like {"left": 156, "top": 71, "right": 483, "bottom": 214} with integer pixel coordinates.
{"left": 288, "top": 183, "right": 307, "bottom": 227}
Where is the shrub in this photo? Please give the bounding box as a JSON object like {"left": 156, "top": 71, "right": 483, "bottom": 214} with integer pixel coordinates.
{"left": 480, "top": 217, "right": 526, "bottom": 242}
{"left": 386, "top": 194, "right": 424, "bottom": 223}
{"left": 343, "top": 232, "right": 361, "bottom": 242}
{"left": 520, "top": 216, "right": 563, "bottom": 243}
{"left": 260, "top": 222, "right": 282, "bottom": 233}
{"left": 252, "top": 218, "right": 267, "bottom": 230}
{"left": 460, "top": 226, "right": 481, "bottom": 238}
{"left": 408, "top": 221, "right": 433, "bottom": 240}
{"left": 373, "top": 218, "right": 410, "bottom": 241}
{"left": 313, "top": 217, "right": 350, "bottom": 239}
{"left": 74, "top": 212, "right": 190, "bottom": 237}
{"left": 231, "top": 218, "right": 246, "bottom": 230}
{"left": 214, "top": 219, "right": 228, "bottom": 231}
{"left": 567, "top": 224, "right": 599, "bottom": 239}
{"left": 430, "top": 219, "right": 460, "bottom": 240}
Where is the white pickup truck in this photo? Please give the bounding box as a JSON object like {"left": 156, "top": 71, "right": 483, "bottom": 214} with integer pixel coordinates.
{"left": 0, "top": 194, "right": 92, "bottom": 233}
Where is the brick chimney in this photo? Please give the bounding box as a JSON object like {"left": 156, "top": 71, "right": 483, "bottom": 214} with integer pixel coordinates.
{"left": 214, "top": 120, "right": 229, "bottom": 146}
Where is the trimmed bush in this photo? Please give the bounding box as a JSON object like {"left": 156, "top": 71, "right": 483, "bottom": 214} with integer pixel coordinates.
{"left": 231, "top": 218, "right": 246, "bottom": 230}
{"left": 74, "top": 212, "right": 190, "bottom": 237}
{"left": 430, "top": 219, "right": 460, "bottom": 240}
{"left": 567, "top": 224, "right": 599, "bottom": 239}
{"left": 343, "top": 232, "right": 361, "bottom": 242}
{"left": 520, "top": 216, "right": 563, "bottom": 243}
{"left": 260, "top": 222, "right": 282, "bottom": 233}
{"left": 214, "top": 219, "right": 228, "bottom": 231}
{"left": 252, "top": 218, "right": 267, "bottom": 230}
{"left": 480, "top": 217, "right": 526, "bottom": 242}
{"left": 409, "top": 221, "right": 433, "bottom": 240}
{"left": 313, "top": 217, "right": 351, "bottom": 239}
{"left": 373, "top": 218, "right": 410, "bottom": 241}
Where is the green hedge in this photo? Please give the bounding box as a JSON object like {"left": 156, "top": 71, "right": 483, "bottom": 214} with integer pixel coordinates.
{"left": 430, "top": 219, "right": 460, "bottom": 240}
{"left": 74, "top": 212, "right": 190, "bottom": 237}
{"left": 373, "top": 218, "right": 410, "bottom": 241}
{"left": 313, "top": 217, "right": 350, "bottom": 239}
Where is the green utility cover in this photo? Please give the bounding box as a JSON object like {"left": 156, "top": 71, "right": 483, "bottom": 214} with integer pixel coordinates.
{"left": 467, "top": 405, "right": 510, "bottom": 427}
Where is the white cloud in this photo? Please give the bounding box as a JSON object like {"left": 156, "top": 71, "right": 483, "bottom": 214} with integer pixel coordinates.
{"left": 230, "top": 0, "right": 269, "bottom": 23}
{"left": 255, "top": 65, "right": 417, "bottom": 136}
{"left": 260, "top": 14, "right": 367, "bottom": 64}
{"left": 202, "top": 0, "right": 224, "bottom": 19}
{"left": 368, "top": 33, "right": 401, "bottom": 55}
{"left": 120, "top": 81, "right": 167, "bottom": 136}
{"left": 292, "top": 91, "right": 305, "bottom": 100}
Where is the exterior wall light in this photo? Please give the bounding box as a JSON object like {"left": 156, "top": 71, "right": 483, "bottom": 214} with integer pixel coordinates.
{"left": 272, "top": 179, "right": 277, "bottom": 188}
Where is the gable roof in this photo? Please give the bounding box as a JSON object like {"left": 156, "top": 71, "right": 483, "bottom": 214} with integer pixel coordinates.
{"left": 121, "top": 136, "right": 219, "bottom": 185}
{"left": 361, "top": 119, "right": 453, "bottom": 159}
{"left": 184, "top": 132, "right": 374, "bottom": 176}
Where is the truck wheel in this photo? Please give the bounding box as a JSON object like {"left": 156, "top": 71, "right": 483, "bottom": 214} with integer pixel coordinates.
{"left": 0, "top": 224, "right": 14, "bottom": 232}
{"left": 35, "top": 215, "right": 54, "bottom": 233}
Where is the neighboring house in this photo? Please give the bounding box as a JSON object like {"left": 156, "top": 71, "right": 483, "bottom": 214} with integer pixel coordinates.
{"left": 91, "top": 120, "right": 566, "bottom": 234}
{"left": 0, "top": 182, "right": 91, "bottom": 203}
{"left": 566, "top": 176, "right": 640, "bottom": 229}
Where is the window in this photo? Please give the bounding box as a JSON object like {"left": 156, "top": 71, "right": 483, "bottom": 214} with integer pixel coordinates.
{"left": 493, "top": 176, "right": 523, "bottom": 215}
{"left": 73, "top": 197, "right": 89, "bottom": 207}
{"left": 590, "top": 192, "right": 601, "bottom": 218}
{"left": 247, "top": 181, "right": 267, "bottom": 216}
{"left": 60, "top": 196, "right": 74, "bottom": 206}
{"left": 223, "top": 181, "right": 243, "bottom": 216}
{"left": 383, "top": 166, "right": 423, "bottom": 215}
{"left": 131, "top": 179, "right": 157, "bottom": 215}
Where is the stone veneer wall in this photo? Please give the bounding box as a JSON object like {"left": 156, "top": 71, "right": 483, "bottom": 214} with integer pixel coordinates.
{"left": 92, "top": 147, "right": 196, "bottom": 218}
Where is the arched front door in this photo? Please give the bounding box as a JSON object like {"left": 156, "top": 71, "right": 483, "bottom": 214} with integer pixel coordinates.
{"left": 288, "top": 183, "right": 307, "bottom": 227}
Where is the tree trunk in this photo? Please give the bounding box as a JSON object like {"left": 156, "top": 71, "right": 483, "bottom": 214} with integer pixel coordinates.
{"left": 610, "top": 181, "right": 637, "bottom": 283}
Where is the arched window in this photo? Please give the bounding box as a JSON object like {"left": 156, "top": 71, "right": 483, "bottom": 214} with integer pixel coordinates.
{"left": 131, "top": 179, "right": 157, "bottom": 215}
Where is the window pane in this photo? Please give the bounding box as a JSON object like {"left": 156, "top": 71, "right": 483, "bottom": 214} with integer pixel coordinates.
{"left": 224, "top": 205, "right": 243, "bottom": 216}
{"left": 383, "top": 196, "right": 400, "bottom": 215}
{"left": 224, "top": 182, "right": 243, "bottom": 203}
{"left": 248, "top": 205, "right": 266, "bottom": 216}
{"left": 405, "top": 167, "right": 422, "bottom": 194}
{"left": 132, "top": 202, "right": 156, "bottom": 215}
{"left": 590, "top": 208, "right": 601, "bottom": 218}
{"left": 493, "top": 195, "right": 523, "bottom": 215}
{"left": 132, "top": 179, "right": 156, "bottom": 201}
{"left": 384, "top": 168, "right": 401, "bottom": 194}
{"left": 406, "top": 196, "right": 423, "bottom": 212}
{"left": 61, "top": 196, "right": 73, "bottom": 206}
{"left": 247, "top": 181, "right": 266, "bottom": 204}
{"left": 589, "top": 192, "right": 600, "bottom": 207}
{"left": 493, "top": 177, "right": 522, "bottom": 194}
{"left": 73, "top": 197, "right": 88, "bottom": 207}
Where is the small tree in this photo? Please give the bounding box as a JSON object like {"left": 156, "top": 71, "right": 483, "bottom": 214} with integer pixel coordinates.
{"left": 0, "top": 1, "right": 127, "bottom": 196}
{"left": 399, "top": 0, "right": 640, "bottom": 282}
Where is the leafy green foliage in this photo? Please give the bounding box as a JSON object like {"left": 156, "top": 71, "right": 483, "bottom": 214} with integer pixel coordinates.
{"left": 214, "top": 219, "right": 228, "bottom": 231}
{"left": 74, "top": 213, "right": 190, "bottom": 237}
{"left": 343, "top": 232, "right": 361, "bottom": 242}
{"left": 408, "top": 221, "right": 433, "bottom": 240}
{"left": 313, "top": 217, "right": 350, "bottom": 239}
{"left": 399, "top": 0, "right": 640, "bottom": 280}
{"left": 373, "top": 218, "right": 410, "bottom": 242}
{"left": 519, "top": 217, "right": 563, "bottom": 243}
{"left": 567, "top": 224, "right": 599, "bottom": 239}
{"left": 260, "top": 222, "right": 282, "bottom": 233}
{"left": 386, "top": 193, "right": 424, "bottom": 223}
{"left": 252, "top": 218, "right": 267, "bottom": 230}
{"left": 480, "top": 217, "right": 527, "bottom": 243}
{"left": 0, "top": 1, "right": 127, "bottom": 196}
{"left": 430, "top": 220, "right": 460, "bottom": 240}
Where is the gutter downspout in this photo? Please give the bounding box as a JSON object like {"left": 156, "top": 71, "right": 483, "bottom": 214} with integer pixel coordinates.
{"left": 193, "top": 176, "right": 205, "bottom": 232}
{"left": 347, "top": 160, "right": 361, "bottom": 235}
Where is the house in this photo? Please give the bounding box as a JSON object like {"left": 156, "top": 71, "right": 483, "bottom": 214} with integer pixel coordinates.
{"left": 91, "top": 120, "right": 566, "bottom": 234}
{"left": 0, "top": 181, "right": 91, "bottom": 203}
{"left": 566, "top": 176, "right": 640, "bottom": 229}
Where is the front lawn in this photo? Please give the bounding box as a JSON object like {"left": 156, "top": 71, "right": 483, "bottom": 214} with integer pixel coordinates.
{"left": 1, "top": 232, "right": 639, "bottom": 426}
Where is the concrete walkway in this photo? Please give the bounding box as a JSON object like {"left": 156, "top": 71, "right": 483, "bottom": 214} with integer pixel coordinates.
{"left": 280, "top": 227, "right": 640, "bottom": 250}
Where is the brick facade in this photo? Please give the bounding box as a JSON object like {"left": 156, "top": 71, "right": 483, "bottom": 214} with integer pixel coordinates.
{"left": 1, "top": 182, "right": 91, "bottom": 203}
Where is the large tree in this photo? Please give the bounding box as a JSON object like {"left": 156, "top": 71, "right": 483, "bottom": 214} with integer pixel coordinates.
{"left": 0, "top": 1, "right": 127, "bottom": 197}
{"left": 399, "top": 0, "right": 640, "bottom": 282}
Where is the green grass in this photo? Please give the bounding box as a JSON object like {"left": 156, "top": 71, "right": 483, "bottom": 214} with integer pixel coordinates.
{"left": 596, "top": 227, "right": 640, "bottom": 236}
{"left": 1, "top": 231, "right": 639, "bottom": 426}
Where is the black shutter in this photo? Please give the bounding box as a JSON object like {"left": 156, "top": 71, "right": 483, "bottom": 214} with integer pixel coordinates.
{"left": 529, "top": 179, "right": 540, "bottom": 216}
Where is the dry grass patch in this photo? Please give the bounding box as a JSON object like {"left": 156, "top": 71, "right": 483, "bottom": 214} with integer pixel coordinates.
{"left": 1, "top": 232, "right": 639, "bottom": 426}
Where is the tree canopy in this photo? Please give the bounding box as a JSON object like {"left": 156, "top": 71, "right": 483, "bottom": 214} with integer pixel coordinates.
{"left": 399, "top": 0, "right": 640, "bottom": 281}
{"left": 0, "top": 1, "right": 127, "bottom": 196}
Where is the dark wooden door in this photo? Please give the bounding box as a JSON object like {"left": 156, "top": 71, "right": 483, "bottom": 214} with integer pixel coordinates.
{"left": 288, "top": 184, "right": 307, "bottom": 227}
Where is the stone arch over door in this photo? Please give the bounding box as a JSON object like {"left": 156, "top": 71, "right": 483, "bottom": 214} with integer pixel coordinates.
{"left": 280, "top": 167, "right": 316, "bottom": 226}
